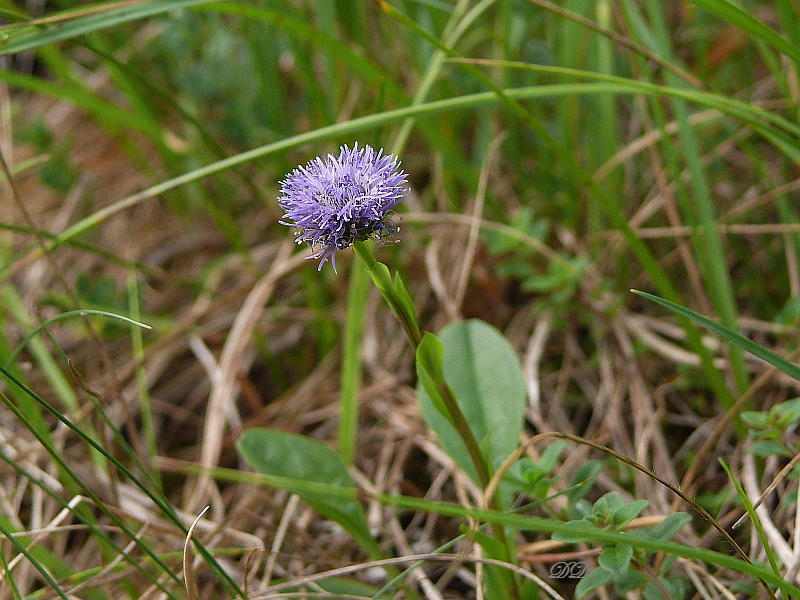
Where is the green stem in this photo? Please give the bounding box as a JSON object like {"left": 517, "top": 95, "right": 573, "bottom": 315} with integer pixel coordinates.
{"left": 339, "top": 255, "right": 370, "bottom": 464}
{"left": 354, "top": 240, "right": 520, "bottom": 598}
{"left": 353, "top": 242, "right": 422, "bottom": 346}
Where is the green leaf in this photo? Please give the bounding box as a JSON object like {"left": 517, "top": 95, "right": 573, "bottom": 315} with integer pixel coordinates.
{"left": 632, "top": 290, "right": 800, "bottom": 382}
{"left": 593, "top": 491, "right": 625, "bottom": 519}
{"left": 236, "top": 428, "right": 378, "bottom": 556}
{"left": 370, "top": 262, "right": 395, "bottom": 302}
{"left": 628, "top": 512, "right": 692, "bottom": 543}
{"left": 415, "top": 333, "right": 454, "bottom": 425}
{"left": 610, "top": 499, "right": 649, "bottom": 529}
{"left": 740, "top": 410, "right": 772, "bottom": 429}
{"left": 643, "top": 576, "right": 686, "bottom": 600}
{"left": 539, "top": 440, "right": 567, "bottom": 472}
{"left": 774, "top": 397, "right": 800, "bottom": 426}
{"left": 570, "top": 498, "right": 593, "bottom": 520}
{"left": 614, "top": 570, "right": 648, "bottom": 595}
{"left": 575, "top": 565, "right": 615, "bottom": 599}
{"left": 567, "top": 460, "right": 602, "bottom": 504}
{"left": 461, "top": 526, "right": 516, "bottom": 597}
{"left": 461, "top": 525, "right": 508, "bottom": 562}
{"left": 393, "top": 271, "right": 417, "bottom": 324}
{"left": 598, "top": 544, "right": 633, "bottom": 577}
{"left": 416, "top": 320, "right": 527, "bottom": 486}
{"left": 749, "top": 440, "right": 791, "bottom": 457}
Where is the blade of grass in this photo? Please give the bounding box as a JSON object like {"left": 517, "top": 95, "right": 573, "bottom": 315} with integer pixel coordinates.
{"left": 632, "top": 290, "right": 800, "bottom": 382}
{"left": 5, "top": 308, "right": 151, "bottom": 368}
{"left": 127, "top": 270, "right": 161, "bottom": 491}
{"left": 0, "top": 520, "right": 70, "bottom": 600}
{"left": 0, "top": 77, "right": 790, "bottom": 285}
{"left": 338, "top": 259, "right": 369, "bottom": 465}
{"left": 719, "top": 459, "right": 782, "bottom": 581}
{"left": 0, "top": 386, "right": 180, "bottom": 598}
{"left": 685, "top": 0, "right": 800, "bottom": 65}
{"left": 0, "top": 545, "right": 22, "bottom": 600}
{"left": 0, "top": 452, "right": 152, "bottom": 600}
{"left": 0, "top": 0, "right": 221, "bottom": 56}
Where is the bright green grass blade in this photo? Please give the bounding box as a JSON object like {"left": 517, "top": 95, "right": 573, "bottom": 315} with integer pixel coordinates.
{"left": 588, "top": 0, "right": 622, "bottom": 208}
{"left": 128, "top": 270, "right": 161, "bottom": 491}
{"left": 686, "top": 0, "right": 800, "bottom": 65}
{"left": 0, "top": 154, "right": 48, "bottom": 182}
{"left": 632, "top": 290, "right": 800, "bottom": 382}
{"left": 0, "top": 546, "right": 22, "bottom": 600}
{"left": 5, "top": 308, "right": 150, "bottom": 368}
{"left": 0, "top": 0, "right": 221, "bottom": 56}
{"left": 0, "top": 520, "right": 69, "bottom": 600}
{"left": 554, "top": 0, "right": 591, "bottom": 215}
{"left": 445, "top": 61, "right": 800, "bottom": 139}
{"left": 4, "top": 78, "right": 795, "bottom": 278}
{"left": 719, "top": 459, "right": 782, "bottom": 580}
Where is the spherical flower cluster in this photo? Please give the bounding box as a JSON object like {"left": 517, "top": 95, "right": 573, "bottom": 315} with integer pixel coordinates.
{"left": 278, "top": 143, "right": 409, "bottom": 272}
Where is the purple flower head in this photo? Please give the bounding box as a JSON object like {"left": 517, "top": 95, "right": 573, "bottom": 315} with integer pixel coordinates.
{"left": 278, "top": 143, "right": 409, "bottom": 272}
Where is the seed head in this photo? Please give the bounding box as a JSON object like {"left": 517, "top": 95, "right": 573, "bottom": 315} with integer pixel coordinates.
{"left": 278, "top": 143, "right": 409, "bottom": 272}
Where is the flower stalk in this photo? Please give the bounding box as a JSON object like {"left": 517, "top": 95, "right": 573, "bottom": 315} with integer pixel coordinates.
{"left": 280, "top": 147, "right": 519, "bottom": 598}
{"left": 355, "top": 241, "right": 519, "bottom": 598}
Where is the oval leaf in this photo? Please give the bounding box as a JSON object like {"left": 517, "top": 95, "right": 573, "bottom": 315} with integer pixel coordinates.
{"left": 237, "top": 428, "right": 376, "bottom": 554}
{"left": 417, "top": 319, "right": 527, "bottom": 485}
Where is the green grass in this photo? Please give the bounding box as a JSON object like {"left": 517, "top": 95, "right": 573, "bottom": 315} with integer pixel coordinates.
{"left": 2, "top": 0, "right": 800, "bottom": 598}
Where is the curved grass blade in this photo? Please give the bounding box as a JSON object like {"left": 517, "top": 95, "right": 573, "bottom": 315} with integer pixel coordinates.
{"left": 0, "top": 0, "right": 220, "bottom": 56}
{"left": 686, "top": 0, "right": 800, "bottom": 65}
{"left": 719, "top": 459, "right": 782, "bottom": 580}
{"left": 5, "top": 309, "right": 151, "bottom": 369}
{"left": 632, "top": 290, "right": 800, "bottom": 382}
{"left": 4, "top": 78, "right": 791, "bottom": 276}
{"left": 446, "top": 60, "right": 800, "bottom": 140}
{"left": 0, "top": 520, "right": 70, "bottom": 600}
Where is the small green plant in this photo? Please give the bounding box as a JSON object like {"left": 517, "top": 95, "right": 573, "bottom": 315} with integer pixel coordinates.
{"left": 553, "top": 491, "right": 691, "bottom": 599}
{"left": 742, "top": 397, "right": 800, "bottom": 458}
